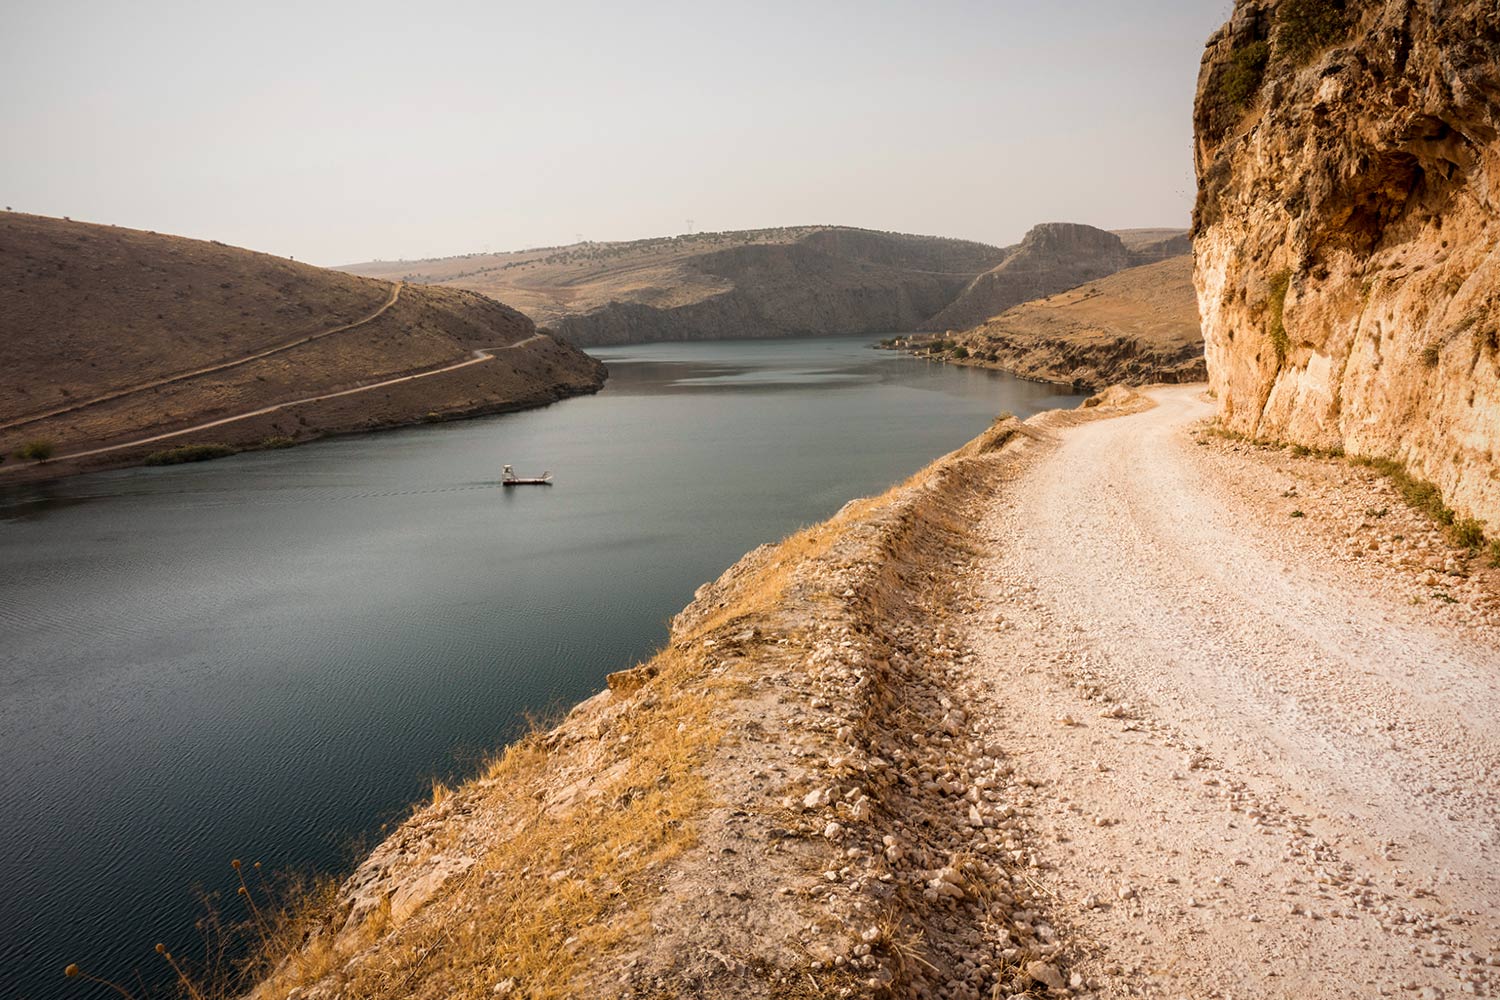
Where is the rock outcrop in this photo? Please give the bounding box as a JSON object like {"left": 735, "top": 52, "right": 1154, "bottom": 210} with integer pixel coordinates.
{"left": 920, "top": 223, "right": 1146, "bottom": 333}
{"left": 898, "top": 256, "right": 1205, "bottom": 389}
{"left": 1193, "top": 0, "right": 1500, "bottom": 525}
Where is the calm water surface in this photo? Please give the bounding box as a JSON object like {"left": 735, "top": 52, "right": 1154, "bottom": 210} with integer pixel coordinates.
{"left": 0, "top": 337, "right": 1079, "bottom": 997}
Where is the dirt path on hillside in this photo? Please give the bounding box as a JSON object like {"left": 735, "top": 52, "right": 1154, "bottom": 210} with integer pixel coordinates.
{"left": 6, "top": 333, "right": 554, "bottom": 467}
{"left": 0, "top": 282, "right": 403, "bottom": 434}
{"left": 960, "top": 386, "right": 1500, "bottom": 998}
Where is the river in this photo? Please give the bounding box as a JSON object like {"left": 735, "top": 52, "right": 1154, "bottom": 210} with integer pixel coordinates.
{"left": 0, "top": 337, "right": 1080, "bottom": 997}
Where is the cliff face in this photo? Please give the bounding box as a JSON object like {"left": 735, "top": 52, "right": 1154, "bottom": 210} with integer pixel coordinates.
{"left": 922, "top": 223, "right": 1158, "bottom": 333}
{"left": 1193, "top": 0, "right": 1500, "bottom": 525}
{"left": 552, "top": 230, "right": 990, "bottom": 346}
{"left": 344, "top": 227, "right": 1011, "bottom": 348}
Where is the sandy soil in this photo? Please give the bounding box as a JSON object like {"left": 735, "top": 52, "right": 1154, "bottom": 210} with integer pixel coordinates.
{"left": 958, "top": 386, "right": 1500, "bottom": 998}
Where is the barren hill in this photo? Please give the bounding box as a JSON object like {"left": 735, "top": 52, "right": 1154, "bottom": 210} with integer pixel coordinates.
{"left": 920, "top": 223, "right": 1188, "bottom": 333}
{"left": 343, "top": 226, "right": 1012, "bottom": 346}
{"left": 892, "top": 255, "right": 1204, "bottom": 389}
{"left": 0, "top": 213, "right": 604, "bottom": 479}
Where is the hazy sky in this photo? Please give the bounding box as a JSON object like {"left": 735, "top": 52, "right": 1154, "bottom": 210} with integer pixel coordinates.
{"left": 3, "top": 1, "right": 1231, "bottom": 266}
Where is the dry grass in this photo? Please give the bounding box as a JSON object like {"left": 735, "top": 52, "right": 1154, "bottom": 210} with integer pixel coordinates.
{"left": 239, "top": 409, "right": 1041, "bottom": 1000}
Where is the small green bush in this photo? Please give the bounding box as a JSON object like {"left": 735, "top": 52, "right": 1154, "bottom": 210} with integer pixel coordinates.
{"left": 16, "top": 439, "right": 55, "bottom": 462}
{"left": 1266, "top": 270, "right": 1292, "bottom": 365}
{"left": 1220, "top": 40, "right": 1270, "bottom": 110}
{"left": 1276, "top": 0, "right": 1350, "bottom": 64}
{"left": 1353, "top": 454, "right": 1491, "bottom": 548}
{"left": 1452, "top": 517, "right": 1486, "bottom": 551}
{"left": 1420, "top": 342, "right": 1441, "bottom": 367}
{"left": 952, "top": 346, "right": 970, "bottom": 359}
{"left": 144, "top": 443, "right": 237, "bottom": 465}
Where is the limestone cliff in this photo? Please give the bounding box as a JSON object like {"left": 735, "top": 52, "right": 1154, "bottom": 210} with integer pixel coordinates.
{"left": 920, "top": 223, "right": 1144, "bottom": 333}
{"left": 1193, "top": 0, "right": 1500, "bottom": 525}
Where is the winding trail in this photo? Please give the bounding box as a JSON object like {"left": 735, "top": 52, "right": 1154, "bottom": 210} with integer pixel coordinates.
{"left": 3, "top": 332, "right": 552, "bottom": 468}
{"left": 0, "top": 282, "right": 403, "bottom": 434}
{"left": 963, "top": 386, "right": 1500, "bottom": 998}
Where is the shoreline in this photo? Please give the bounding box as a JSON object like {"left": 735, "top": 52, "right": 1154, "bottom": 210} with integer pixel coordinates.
{"left": 247, "top": 386, "right": 1152, "bottom": 1000}
{"left": 0, "top": 359, "right": 607, "bottom": 486}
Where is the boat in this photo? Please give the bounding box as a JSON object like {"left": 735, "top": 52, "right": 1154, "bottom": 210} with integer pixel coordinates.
{"left": 501, "top": 464, "right": 553, "bottom": 486}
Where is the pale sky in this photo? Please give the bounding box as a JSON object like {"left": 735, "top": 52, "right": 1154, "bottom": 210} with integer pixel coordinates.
{"left": 2, "top": 1, "right": 1231, "bottom": 266}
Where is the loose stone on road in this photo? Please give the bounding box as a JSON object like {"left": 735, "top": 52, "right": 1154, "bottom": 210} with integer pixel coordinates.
{"left": 958, "top": 386, "right": 1500, "bottom": 998}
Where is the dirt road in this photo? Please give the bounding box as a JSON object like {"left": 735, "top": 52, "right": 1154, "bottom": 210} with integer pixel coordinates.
{"left": 0, "top": 282, "right": 403, "bottom": 434}
{"left": 15, "top": 333, "right": 556, "bottom": 466}
{"left": 962, "top": 386, "right": 1499, "bottom": 997}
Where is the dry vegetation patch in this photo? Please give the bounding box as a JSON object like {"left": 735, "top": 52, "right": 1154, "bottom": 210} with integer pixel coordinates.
{"left": 240, "top": 397, "right": 1153, "bottom": 1000}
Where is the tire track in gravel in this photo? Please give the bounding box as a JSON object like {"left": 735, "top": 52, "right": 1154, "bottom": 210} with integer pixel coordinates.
{"left": 961, "top": 386, "right": 1500, "bottom": 999}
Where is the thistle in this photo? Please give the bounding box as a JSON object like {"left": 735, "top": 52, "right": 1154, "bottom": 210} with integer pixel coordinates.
{"left": 62, "top": 964, "right": 137, "bottom": 999}
{"left": 155, "top": 943, "right": 205, "bottom": 1000}
{"left": 232, "top": 858, "right": 272, "bottom": 948}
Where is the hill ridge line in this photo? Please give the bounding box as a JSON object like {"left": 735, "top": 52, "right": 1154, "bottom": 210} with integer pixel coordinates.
{"left": 1, "top": 331, "right": 552, "bottom": 468}
{"left": 0, "top": 281, "right": 403, "bottom": 434}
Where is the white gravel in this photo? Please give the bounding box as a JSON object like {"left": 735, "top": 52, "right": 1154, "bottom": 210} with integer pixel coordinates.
{"left": 961, "top": 386, "right": 1500, "bottom": 998}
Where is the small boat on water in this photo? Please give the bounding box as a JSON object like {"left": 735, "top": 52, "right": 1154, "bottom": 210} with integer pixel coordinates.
{"left": 502, "top": 464, "right": 553, "bottom": 486}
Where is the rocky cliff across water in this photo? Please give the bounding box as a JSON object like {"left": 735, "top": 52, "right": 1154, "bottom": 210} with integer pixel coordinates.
{"left": 343, "top": 224, "right": 1186, "bottom": 348}
{"left": 919, "top": 223, "right": 1163, "bottom": 333}
{"left": 1193, "top": 0, "right": 1500, "bottom": 525}
{"left": 892, "top": 256, "right": 1205, "bottom": 389}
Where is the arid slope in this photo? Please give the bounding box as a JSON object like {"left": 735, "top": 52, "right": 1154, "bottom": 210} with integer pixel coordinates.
{"left": 918, "top": 223, "right": 1189, "bottom": 333}
{"left": 0, "top": 213, "right": 605, "bottom": 477}
{"left": 1193, "top": 0, "right": 1500, "bottom": 526}
{"left": 892, "top": 256, "right": 1205, "bottom": 389}
{"left": 345, "top": 226, "right": 1011, "bottom": 346}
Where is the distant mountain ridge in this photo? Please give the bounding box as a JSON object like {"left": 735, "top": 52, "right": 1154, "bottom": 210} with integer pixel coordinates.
{"left": 342, "top": 223, "right": 1188, "bottom": 347}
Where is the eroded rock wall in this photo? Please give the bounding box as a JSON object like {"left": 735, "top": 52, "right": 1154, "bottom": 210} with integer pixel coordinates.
{"left": 1193, "top": 0, "right": 1500, "bottom": 524}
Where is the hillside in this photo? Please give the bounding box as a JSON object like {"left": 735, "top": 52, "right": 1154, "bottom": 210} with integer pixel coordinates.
{"left": 919, "top": 223, "right": 1189, "bottom": 333}
{"left": 890, "top": 256, "right": 1204, "bottom": 389}
{"left": 0, "top": 213, "right": 605, "bottom": 478}
{"left": 1193, "top": 0, "right": 1500, "bottom": 526}
{"left": 344, "top": 226, "right": 1012, "bottom": 346}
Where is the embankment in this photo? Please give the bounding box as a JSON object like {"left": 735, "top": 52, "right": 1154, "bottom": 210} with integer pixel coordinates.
{"left": 249, "top": 388, "right": 1151, "bottom": 1000}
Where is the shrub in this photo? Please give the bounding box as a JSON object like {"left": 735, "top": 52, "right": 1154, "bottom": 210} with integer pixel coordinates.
{"left": 1276, "top": 0, "right": 1350, "bottom": 64}
{"left": 1266, "top": 269, "right": 1292, "bottom": 365}
{"left": 952, "top": 345, "right": 970, "bottom": 359}
{"left": 1452, "top": 517, "right": 1486, "bottom": 551}
{"left": 259, "top": 435, "right": 296, "bottom": 449}
{"left": 1420, "top": 342, "right": 1441, "bottom": 367}
{"left": 16, "top": 439, "right": 55, "bottom": 462}
{"left": 144, "top": 443, "right": 237, "bottom": 465}
{"left": 1221, "top": 40, "right": 1270, "bottom": 110}
{"left": 1353, "top": 454, "right": 1490, "bottom": 547}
